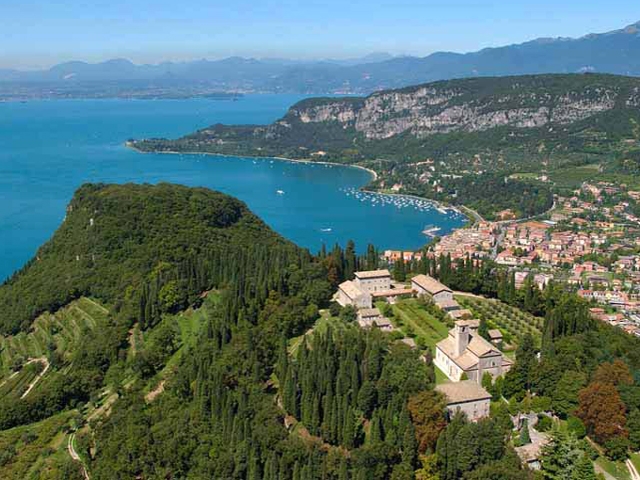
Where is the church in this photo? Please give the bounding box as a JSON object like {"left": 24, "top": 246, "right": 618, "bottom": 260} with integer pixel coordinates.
{"left": 434, "top": 319, "right": 513, "bottom": 383}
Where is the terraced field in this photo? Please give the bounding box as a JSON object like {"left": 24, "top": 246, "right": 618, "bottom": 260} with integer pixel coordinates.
{"left": 0, "top": 362, "right": 43, "bottom": 401}
{"left": 0, "top": 411, "right": 81, "bottom": 480}
{"left": 457, "top": 295, "right": 543, "bottom": 345}
{"left": 0, "top": 297, "right": 108, "bottom": 377}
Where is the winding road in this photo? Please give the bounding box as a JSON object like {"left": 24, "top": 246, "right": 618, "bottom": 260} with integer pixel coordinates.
{"left": 68, "top": 433, "right": 90, "bottom": 480}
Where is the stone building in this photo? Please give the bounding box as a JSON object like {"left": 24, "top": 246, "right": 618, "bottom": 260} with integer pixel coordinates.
{"left": 436, "top": 380, "right": 492, "bottom": 422}
{"left": 411, "top": 274, "right": 453, "bottom": 303}
{"left": 353, "top": 269, "right": 391, "bottom": 293}
{"left": 334, "top": 270, "right": 392, "bottom": 309}
{"left": 434, "top": 320, "right": 512, "bottom": 383}
{"left": 335, "top": 280, "right": 372, "bottom": 309}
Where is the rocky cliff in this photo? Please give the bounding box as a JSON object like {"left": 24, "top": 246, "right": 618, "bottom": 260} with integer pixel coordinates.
{"left": 286, "top": 76, "right": 628, "bottom": 139}
{"left": 132, "top": 74, "right": 640, "bottom": 170}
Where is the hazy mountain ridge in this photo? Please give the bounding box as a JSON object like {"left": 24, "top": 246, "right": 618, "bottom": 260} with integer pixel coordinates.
{"left": 3, "top": 21, "right": 640, "bottom": 94}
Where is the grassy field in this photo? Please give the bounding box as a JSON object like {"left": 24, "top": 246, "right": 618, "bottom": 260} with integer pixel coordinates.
{"left": 457, "top": 296, "right": 543, "bottom": 346}
{"left": 630, "top": 453, "right": 640, "bottom": 475}
{"left": 0, "top": 297, "right": 107, "bottom": 377}
{"left": 595, "top": 456, "right": 631, "bottom": 480}
{"left": 383, "top": 300, "right": 451, "bottom": 384}
{"left": 0, "top": 411, "right": 82, "bottom": 480}
{"left": 154, "top": 293, "right": 221, "bottom": 376}
{"left": 385, "top": 299, "right": 450, "bottom": 351}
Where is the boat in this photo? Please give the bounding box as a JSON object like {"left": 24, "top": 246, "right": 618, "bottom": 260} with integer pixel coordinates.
{"left": 276, "top": 190, "right": 285, "bottom": 195}
{"left": 320, "top": 228, "right": 333, "bottom": 232}
{"left": 436, "top": 207, "right": 448, "bottom": 214}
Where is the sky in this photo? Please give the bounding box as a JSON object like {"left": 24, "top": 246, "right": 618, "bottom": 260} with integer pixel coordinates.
{"left": 1, "top": 1, "right": 638, "bottom": 69}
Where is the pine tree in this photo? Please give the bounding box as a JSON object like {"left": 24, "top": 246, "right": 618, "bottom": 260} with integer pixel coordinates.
{"left": 519, "top": 418, "right": 531, "bottom": 445}
{"left": 628, "top": 409, "right": 640, "bottom": 450}
{"left": 394, "top": 255, "right": 406, "bottom": 282}
{"left": 572, "top": 453, "right": 597, "bottom": 480}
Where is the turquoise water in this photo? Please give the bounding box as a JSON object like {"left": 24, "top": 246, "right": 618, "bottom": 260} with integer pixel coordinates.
{"left": 0, "top": 96, "right": 466, "bottom": 281}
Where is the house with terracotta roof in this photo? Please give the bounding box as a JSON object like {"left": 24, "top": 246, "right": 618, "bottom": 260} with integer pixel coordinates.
{"left": 353, "top": 269, "right": 392, "bottom": 293}
{"left": 334, "top": 269, "right": 392, "bottom": 309}
{"left": 335, "top": 280, "right": 372, "bottom": 309}
{"left": 434, "top": 320, "right": 512, "bottom": 383}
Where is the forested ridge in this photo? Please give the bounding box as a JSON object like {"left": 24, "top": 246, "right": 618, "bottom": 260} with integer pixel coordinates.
{"left": 0, "top": 182, "right": 292, "bottom": 335}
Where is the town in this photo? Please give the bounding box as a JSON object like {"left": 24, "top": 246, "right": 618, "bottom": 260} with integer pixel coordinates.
{"left": 382, "top": 181, "right": 640, "bottom": 338}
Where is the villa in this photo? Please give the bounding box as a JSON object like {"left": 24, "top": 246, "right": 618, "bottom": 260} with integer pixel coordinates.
{"left": 434, "top": 320, "right": 512, "bottom": 383}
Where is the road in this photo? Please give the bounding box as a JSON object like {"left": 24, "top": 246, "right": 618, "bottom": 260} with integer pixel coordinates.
{"left": 68, "top": 433, "right": 90, "bottom": 480}
{"left": 627, "top": 459, "right": 640, "bottom": 480}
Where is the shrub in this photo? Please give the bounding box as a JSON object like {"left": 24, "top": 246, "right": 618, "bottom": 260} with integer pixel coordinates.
{"left": 535, "top": 414, "right": 553, "bottom": 432}
{"left": 604, "top": 436, "right": 630, "bottom": 461}
{"left": 566, "top": 416, "right": 586, "bottom": 439}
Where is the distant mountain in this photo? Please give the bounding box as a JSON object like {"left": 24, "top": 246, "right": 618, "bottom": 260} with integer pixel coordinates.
{"left": 2, "top": 21, "right": 640, "bottom": 94}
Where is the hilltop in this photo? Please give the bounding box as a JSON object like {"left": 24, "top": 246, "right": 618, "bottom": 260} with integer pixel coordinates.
{"left": 0, "top": 183, "right": 294, "bottom": 335}
{"left": 133, "top": 73, "right": 640, "bottom": 218}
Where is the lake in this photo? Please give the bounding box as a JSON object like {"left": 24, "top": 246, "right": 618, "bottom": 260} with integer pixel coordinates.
{"left": 0, "top": 95, "right": 466, "bottom": 281}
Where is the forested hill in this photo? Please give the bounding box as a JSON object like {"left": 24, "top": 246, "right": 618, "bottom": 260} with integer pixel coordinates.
{"left": 132, "top": 73, "right": 640, "bottom": 171}
{"left": 0, "top": 183, "right": 296, "bottom": 335}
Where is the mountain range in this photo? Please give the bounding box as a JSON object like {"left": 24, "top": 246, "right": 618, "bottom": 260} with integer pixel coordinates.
{"left": 2, "top": 21, "right": 640, "bottom": 94}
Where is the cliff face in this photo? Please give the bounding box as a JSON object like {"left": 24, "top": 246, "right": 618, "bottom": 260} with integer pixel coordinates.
{"left": 133, "top": 74, "right": 640, "bottom": 167}
{"left": 287, "top": 76, "right": 633, "bottom": 140}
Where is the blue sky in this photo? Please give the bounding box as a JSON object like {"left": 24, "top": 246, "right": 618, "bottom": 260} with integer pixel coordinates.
{"left": 1, "top": 1, "right": 638, "bottom": 69}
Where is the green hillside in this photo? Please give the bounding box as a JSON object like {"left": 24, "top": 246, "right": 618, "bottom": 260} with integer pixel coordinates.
{"left": 0, "top": 183, "right": 293, "bottom": 335}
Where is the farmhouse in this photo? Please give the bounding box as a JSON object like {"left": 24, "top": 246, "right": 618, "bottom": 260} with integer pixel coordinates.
{"left": 434, "top": 320, "right": 512, "bottom": 383}
{"left": 411, "top": 274, "right": 453, "bottom": 303}
{"left": 435, "top": 380, "right": 492, "bottom": 422}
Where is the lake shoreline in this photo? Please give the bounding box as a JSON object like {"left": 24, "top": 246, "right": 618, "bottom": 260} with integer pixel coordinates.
{"left": 125, "top": 142, "right": 379, "bottom": 181}
{"left": 126, "top": 143, "right": 475, "bottom": 223}
{"left": 126, "top": 143, "right": 475, "bottom": 229}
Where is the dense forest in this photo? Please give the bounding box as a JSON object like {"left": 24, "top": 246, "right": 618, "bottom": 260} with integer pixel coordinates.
{"left": 2, "top": 183, "right": 640, "bottom": 479}
{"left": 0, "top": 183, "right": 293, "bottom": 335}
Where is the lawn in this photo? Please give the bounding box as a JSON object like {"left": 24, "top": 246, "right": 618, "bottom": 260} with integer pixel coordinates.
{"left": 387, "top": 299, "right": 450, "bottom": 352}
{"left": 595, "top": 456, "right": 631, "bottom": 480}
